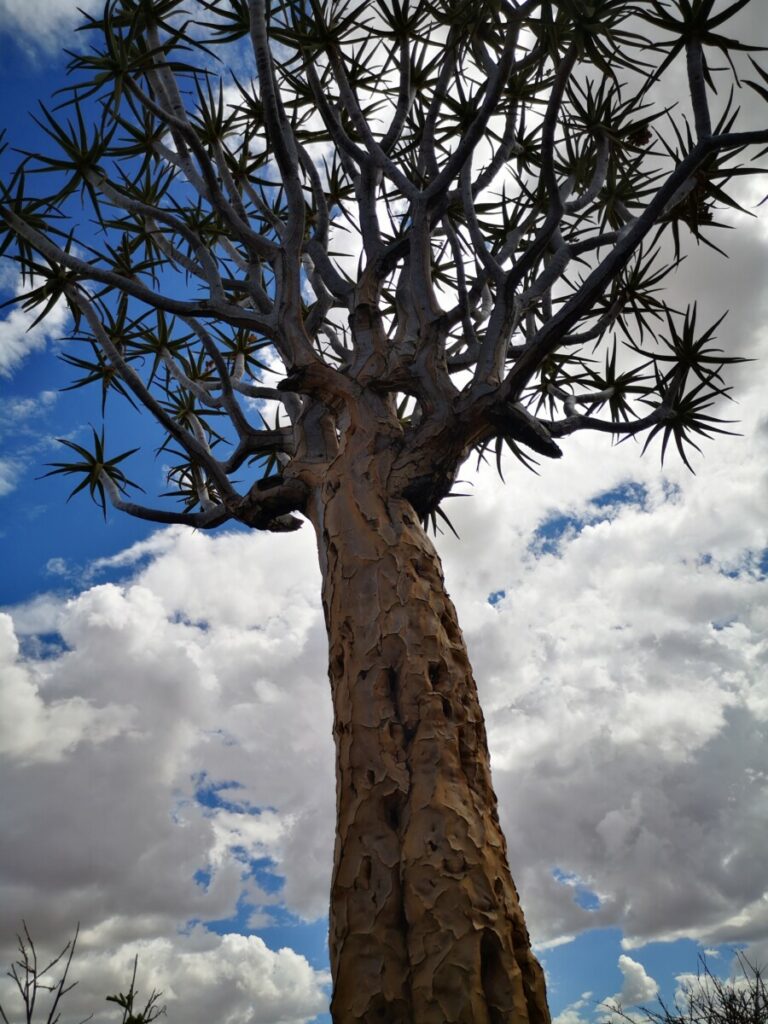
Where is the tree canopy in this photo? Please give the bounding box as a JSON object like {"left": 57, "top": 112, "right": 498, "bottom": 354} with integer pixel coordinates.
{"left": 2, "top": 0, "right": 766, "bottom": 532}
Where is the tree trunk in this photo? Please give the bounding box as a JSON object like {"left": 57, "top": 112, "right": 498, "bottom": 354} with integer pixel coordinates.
{"left": 307, "top": 438, "right": 550, "bottom": 1024}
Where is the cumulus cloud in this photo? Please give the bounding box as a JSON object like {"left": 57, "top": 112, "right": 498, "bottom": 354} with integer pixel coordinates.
{"left": 440, "top": 409, "right": 768, "bottom": 949}
{"left": 432, "top": 211, "right": 768, "bottom": 953}
{"left": 0, "top": 928, "right": 329, "bottom": 1024}
{"left": 0, "top": 612, "right": 134, "bottom": 763}
{"left": 608, "top": 956, "right": 660, "bottom": 1008}
{"left": 554, "top": 994, "right": 594, "bottom": 1024}
{"left": 1, "top": 527, "right": 333, "bottom": 1018}
{"left": 0, "top": 272, "right": 68, "bottom": 376}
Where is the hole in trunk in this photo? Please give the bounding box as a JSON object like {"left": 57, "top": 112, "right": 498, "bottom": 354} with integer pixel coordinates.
{"left": 360, "top": 855, "right": 372, "bottom": 889}
{"left": 440, "top": 695, "right": 453, "bottom": 719}
{"left": 428, "top": 660, "right": 446, "bottom": 688}
{"left": 387, "top": 667, "right": 399, "bottom": 706}
{"left": 381, "top": 791, "right": 403, "bottom": 832}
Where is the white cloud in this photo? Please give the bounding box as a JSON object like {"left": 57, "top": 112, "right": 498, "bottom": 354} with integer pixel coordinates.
{"left": 440, "top": 417, "right": 768, "bottom": 948}
{"left": 555, "top": 1006, "right": 591, "bottom": 1024}
{"left": 0, "top": 0, "right": 100, "bottom": 51}
{"left": 609, "top": 956, "right": 660, "bottom": 1008}
{"left": 0, "top": 390, "right": 59, "bottom": 497}
{"left": 666, "top": 957, "right": 761, "bottom": 1024}
{"left": 0, "top": 458, "right": 17, "bottom": 496}
{"left": 0, "top": 391, "right": 57, "bottom": 423}
{"left": 0, "top": 929, "right": 329, "bottom": 1024}
{"left": 0, "top": 272, "right": 69, "bottom": 376}
{"left": 429, "top": 204, "right": 768, "bottom": 951}
{"left": 0, "top": 612, "right": 135, "bottom": 763}
{"left": 0, "top": 527, "right": 333, "bottom": 1017}
{"left": 554, "top": 994, "right": 595, "bottom": 1024}
{"left": 0, "top": 390, "right": 57, "bottom": 439}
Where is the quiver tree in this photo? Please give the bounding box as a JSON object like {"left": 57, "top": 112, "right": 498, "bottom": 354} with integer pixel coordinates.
{"left": 2, "top": 0, "right": 767, "bottom": 1020}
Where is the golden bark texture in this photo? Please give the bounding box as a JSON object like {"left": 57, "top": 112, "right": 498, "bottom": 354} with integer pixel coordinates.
{"left": 308, "top": 433, "right": 550, "bottom": 1024}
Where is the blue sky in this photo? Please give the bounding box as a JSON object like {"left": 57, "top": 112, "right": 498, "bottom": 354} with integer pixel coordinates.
{"left": 1, "top": 3, "right": 767, "bottom": 1023}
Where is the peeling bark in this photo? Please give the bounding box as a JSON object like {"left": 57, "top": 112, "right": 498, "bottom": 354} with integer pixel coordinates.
{"left": 307, "top": 435, "right": 550, "bottom": 1024}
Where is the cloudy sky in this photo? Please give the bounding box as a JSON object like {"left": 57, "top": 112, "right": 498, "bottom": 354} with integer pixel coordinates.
{"left": 1, "top": 3, "right": 767, "bottom": 1023}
